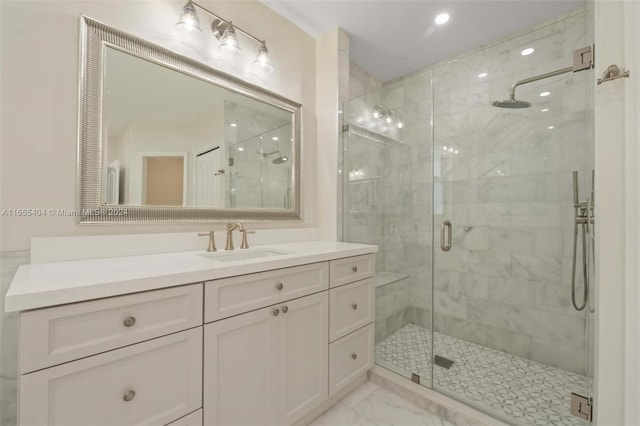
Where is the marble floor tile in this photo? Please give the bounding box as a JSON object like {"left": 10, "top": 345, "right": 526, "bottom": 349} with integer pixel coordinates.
{"left": 375, "top": 324, "right": 592, "bottom": 426}
{"left": 310, "top": 382, "right": 454, "bottom": 426}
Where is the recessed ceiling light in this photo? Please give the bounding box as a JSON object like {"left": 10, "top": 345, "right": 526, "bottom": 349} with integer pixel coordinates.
{"left": 272, "top": 136, "right": 279, "bottom": 141}
{"left": 540, "top": 91, "right": 551, "bottom": 97}
{"left": 547, "top": 125, "right": 555, "bottom": 130}
{"left": 237, "top": 147, "right": 244, "bottom": 151}
{"left": 230, "top": 122, "right": 237, "bottom": 127}
{"left": 541, "top": 108, "right": 549, "bottom": 112}
{"left": 435, "top": 13, "right": 450, "bottom": 25}
{"left": 478, "top": 72, "right": 488, "bottom": 78}
{"left": 521, "top": 47, "right": 535, "bottom": 56}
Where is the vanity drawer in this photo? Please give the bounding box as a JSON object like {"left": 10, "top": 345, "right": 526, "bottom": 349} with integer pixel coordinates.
{"left": 19, "top": 327, "right": 203, "bottom": 426}
{"left": 329, "top": 254, "right": 374, "bottom": 288}
{"left": 329, "top": 323, "right": 374, "bottom": 396}
{"left": 329, "top": 278, "right": 374, "bottom": 342}
{"left": 204, "top": 262, "right": 328, "bottom": 322}
{"left": 19, "top": 284, "right": 203, "bottom": 374}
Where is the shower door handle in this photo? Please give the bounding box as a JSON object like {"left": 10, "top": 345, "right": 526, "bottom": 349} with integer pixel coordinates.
{"left": 440, "top": 220, "right": 452, "bottom": 252}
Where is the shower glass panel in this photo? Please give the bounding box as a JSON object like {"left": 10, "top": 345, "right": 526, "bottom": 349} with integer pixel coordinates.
{"left": 341, "top": 72, "right": 434, "bottom": 385}
{"left": 341, "top": 6, "right": 594, "bottom": 426}
{"left": 431, "top": 9, "right": 594, "bottom": 425}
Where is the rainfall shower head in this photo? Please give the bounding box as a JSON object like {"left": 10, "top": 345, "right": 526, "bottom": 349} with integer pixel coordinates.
{"left": 272, "top": 154, "right": 289, "bottom": 164}
{"left": 492, "top": 99, "right": 531, "bottom": 109}
{"left": 492, "top": 65, "right": 575, "bottom": 109}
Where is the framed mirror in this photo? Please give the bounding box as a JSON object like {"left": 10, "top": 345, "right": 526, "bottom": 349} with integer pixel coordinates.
{"left": 78, "top": 16, "right": 301, "bottom": 223}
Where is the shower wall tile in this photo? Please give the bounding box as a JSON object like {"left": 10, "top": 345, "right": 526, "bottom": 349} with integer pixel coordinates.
{"left": 530, "top": 338, "right": 586, "bottom": 374}
{"left": 434, "top": 291, "right": 467, "bottom": 320}
{"left": 349, "top": 62, "right": 383, "bottom": 99}
{"left": 433, "top": 313, "right": 532, "bottom": 359}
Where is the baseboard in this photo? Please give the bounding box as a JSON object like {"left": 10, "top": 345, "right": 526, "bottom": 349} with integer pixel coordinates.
{"left": 369, "top": 366, "right": 510, "bottom": 426}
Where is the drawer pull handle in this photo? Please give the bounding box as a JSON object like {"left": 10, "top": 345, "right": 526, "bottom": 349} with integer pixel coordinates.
{"left": 123, "top": 390, "right": 136, "bottom": 402}
{"left": 352, "top": 266, "right": 358, "bottom": 272}
{"left": 282, "top": 305, "right": 289, "bottom": 313}
{"left": 273, "top": 308, "right": 280, "bottom": 316}
{"left": 351, "top": 353, "right": 358, "bottom": 360}
{"left": 123, "top": 316, "right": 136, "bottom": 327}
{"left": 276, "top": 283, "right": 284, "bottom": 290}
{"left": 352, "top": 303, "right": 358, "bottom": 310}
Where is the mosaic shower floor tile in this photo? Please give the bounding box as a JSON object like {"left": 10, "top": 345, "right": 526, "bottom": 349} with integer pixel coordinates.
{"left": 375, "top": 324, "right": 592, "bottom": 426}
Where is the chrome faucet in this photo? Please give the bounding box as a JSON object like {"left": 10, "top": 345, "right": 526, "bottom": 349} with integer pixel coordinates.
{"left": 225, "top": 223, "right": 241, "bottom": 251}
{"left": 225, "top": 222, "right": 255, "bottom": 250}
{"left": 198, "top": 229, "right": 217, "bottom": 252}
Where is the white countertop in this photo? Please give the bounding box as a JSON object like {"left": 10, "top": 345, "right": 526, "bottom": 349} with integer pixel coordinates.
{"left": 5, "top": 241, "right": 377, "bottom": 312}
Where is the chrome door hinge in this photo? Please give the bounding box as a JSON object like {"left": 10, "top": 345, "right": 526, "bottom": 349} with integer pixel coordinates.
{"left": 570, "top": 393, "right": 592, "bottom": 421}
{"left": 573, "top": 45, "right": 594, "bottom": 71}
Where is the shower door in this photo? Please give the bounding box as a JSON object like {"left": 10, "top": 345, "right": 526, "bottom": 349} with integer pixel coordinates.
{"left": 341, "top": 71, "right": 434, "bottom": 386}
{"left": 430, "top": 9, "right": 594, "bottom": 425}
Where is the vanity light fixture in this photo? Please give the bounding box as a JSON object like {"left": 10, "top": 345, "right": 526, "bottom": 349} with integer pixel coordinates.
{"left": 176, "top": 0, "right": 273, "bottom": 72}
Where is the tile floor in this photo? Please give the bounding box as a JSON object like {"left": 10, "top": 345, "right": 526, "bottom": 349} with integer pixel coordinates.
{"left": 376, "top": 324, "right": 592, "bottom": 426}
{"left": 310, "top": 381, "right": 454, "bottom": 426}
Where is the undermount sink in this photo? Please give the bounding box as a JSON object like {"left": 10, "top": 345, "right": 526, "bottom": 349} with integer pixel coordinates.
{"left": 198, "top": 248, "right": 290, "bottom": 262}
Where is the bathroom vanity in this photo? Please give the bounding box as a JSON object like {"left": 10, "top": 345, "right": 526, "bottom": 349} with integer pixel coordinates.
{"left": 6, "top": 241, "right": 377, "bottom": 426}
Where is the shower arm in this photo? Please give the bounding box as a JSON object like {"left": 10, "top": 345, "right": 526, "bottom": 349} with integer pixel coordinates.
{"left": 509, "top": 66, "right": 574, "bottom": 101}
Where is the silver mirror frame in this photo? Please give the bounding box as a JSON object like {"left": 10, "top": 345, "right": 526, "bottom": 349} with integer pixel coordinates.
{"left": 77, "top": 16, "right": 302, "bottom": 224}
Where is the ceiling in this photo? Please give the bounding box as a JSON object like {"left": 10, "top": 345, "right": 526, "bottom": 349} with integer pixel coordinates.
{"left": 262, "top": 0, "right": 586, "bottom": 81}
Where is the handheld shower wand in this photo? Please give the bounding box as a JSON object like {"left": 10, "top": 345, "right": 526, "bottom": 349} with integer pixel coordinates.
{"left": 571, "top": 170, "right": 595, "bottom": 311}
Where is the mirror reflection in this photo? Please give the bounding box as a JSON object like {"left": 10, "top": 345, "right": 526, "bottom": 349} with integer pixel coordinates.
{"left": 103, "top": 46, "right": 294, "bottom": 209}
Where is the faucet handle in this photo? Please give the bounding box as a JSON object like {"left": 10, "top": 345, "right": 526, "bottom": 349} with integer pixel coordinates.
{"left": 240, "top": 229, "right": 255, "bottom": 249}
{"left": 198, "top": 230, "right": 217, "bottom": 252}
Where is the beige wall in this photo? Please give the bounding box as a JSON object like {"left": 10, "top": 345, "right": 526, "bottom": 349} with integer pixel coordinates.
{"left": 0, "top": 0, "right": 321, "bottom": 251}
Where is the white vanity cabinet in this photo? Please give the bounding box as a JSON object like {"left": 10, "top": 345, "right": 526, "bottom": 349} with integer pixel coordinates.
{"left": 328, "top": 255, "right": 376, "bottom": 397}
{"left": 8, "top": 242, "right": 378, "bottom": 426}
{"left": 203, "top": 291, "right": 328, "bottom": 426}
{"left": 17, "top": 284, "right": 204, "bottom": 426}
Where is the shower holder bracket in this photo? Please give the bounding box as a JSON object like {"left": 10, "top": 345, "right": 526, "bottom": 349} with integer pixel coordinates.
{"left": 570, "top": 393, "right": 592, "bottom": 421}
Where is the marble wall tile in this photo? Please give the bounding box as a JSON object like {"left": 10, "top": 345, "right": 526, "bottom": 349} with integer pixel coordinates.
{"left": 1, "top": 251, "right": 29, "bottom": 426}
{"left": 433, "top": 313, "right": 532, "bottom": 360}
{"left": 530, "top": 337, "right": 586, "bottom": 375}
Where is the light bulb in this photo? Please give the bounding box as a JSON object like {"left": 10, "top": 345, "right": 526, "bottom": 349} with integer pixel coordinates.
{"left": 478, "top": 72, "right": 488, "bottom": 78}
{"left": 219, "top": 23, "right": 241, "bottom": 52}
{"left": 521, "top": 47, "right": 535, "bottom": 56}
{"left": 253, "top": 42, "right": 273, "bottom": 73}
{"left": 386, "top": 116, "right": 392, "bottom": 124}
{"left": 397, "top": 122, "right": 404, "bottom": 129}
{"left": 540, "top": 91, "right": 551, "bottom": 97}
{"left": 175, "top": 2, "right": 202, "bottom": 36}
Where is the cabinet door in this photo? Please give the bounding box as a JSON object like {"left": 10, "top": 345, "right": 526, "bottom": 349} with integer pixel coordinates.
{"left": 278, "top": 292, "right": 329, "bottom": 425}
{"left": 203, "top": 307, "right": 279, "bottom": 426}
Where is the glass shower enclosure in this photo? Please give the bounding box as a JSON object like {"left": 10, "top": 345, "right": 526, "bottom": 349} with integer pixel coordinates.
{"left": 341, "top": 8, "right": 594, "bottom": 426}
